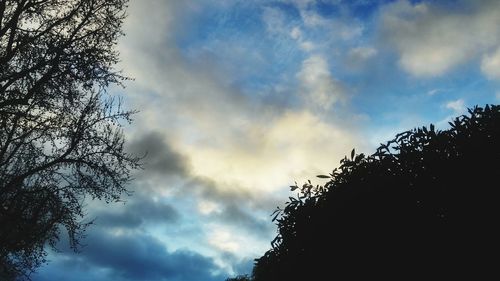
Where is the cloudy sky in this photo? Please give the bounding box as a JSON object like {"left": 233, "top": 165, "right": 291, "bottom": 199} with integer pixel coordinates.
{"left": 33, "top": 0, "right": 500, "bottom": 280}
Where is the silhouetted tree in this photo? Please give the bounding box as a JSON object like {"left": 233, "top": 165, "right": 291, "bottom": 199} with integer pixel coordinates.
{"left": 240, "top": 105, "right": 500, "bottom": 281}
{"left": 0, "top": 0, "right": 139, "bottom": 279}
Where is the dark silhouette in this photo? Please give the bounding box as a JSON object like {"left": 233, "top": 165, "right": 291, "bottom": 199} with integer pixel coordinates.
{"left": 232, "top": 105, "right": 500, "bottom": 280}
{"left": 0, "top": 0, "right": 138, "bottom": 279}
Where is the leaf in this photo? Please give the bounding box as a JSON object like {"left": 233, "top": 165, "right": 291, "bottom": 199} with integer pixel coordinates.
{"left": 430, "top": 124, "right": 435, "bottom": 132}
{"left": 271, "top": 236, "right": 281, "bottom": 247}
{"left": 355, "top": 154, "right": 364, "bottom": 162}
{"left": 316, "top": 175, "right": 330, "bottom": 179}
{"left": 271, "top": 211, "right": 280, "bottom": 222}
{"left": 351, "top": 148, "right": 355, "bottom": 159}
{"left": 290, "top": 185, "right": 298, "bottom": 191}
{"left": 271, "top": 214, "right": 279, "bottom": 222}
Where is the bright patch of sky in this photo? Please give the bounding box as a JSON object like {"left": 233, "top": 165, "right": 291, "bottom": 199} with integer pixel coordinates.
{"left": 33, "top": 1, "right": 500, "bottom": 280}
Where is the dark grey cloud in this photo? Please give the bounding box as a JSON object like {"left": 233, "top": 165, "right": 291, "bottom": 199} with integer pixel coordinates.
{"left": 33, "top": 265, "right": 109, "bottom": 281}
{"left": 182, "top": 175, "right": 282, "bottom": 212}
{"left": 214, "top": 203, "right": 274, "bottom": 237}
{"left": 33, "top": 229, "right": 224, "bottom": 281}
{"left": 128, "top": 131, "right": 189, "bottom": 177}
{"left": 94, "top": 194, "right": 180, "bottom": 229}
{"left": 178, "top": 175, "right": 282, "bottom": 234}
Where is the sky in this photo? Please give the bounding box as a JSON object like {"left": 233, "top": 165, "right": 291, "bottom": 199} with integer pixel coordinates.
{"left": 32, "top": 0, "right": 500, "bottom": 280}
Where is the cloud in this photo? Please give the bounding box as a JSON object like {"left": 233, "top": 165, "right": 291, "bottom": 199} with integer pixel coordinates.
{"left": 427, "top": 88, "right": 451, "bottom": 96}
{"left": 348, "top": 46, "right": 377, "bottom": 61}
{"left": 380, "top": 0, "right": 500, "bottom": 77}
{"left": 445, "top": 99, "right": 466, "bottom": 114}
{"left": 183, "top": 109, "right": 361, "bottom": 196}
{"left": 345, "top": 46, "right": 377, "bottom": 71}
{"left": 115, "top": 0, "right": 364, "bottom": 206}
{"left": 481, "top": 47, "right": 500, "bottom": 80}
{"left": 211, "top": 203, "right": 274, "bottom": 237}
{"left": 433, "top": 98, "right": 468, "bottom": 129}
{"left": 34, "top": 230, "right": 224, "bottom": 281}
{"left": 262, "top": 6, "right": 288, "bottom": 35}
{"left": 300, "top": 9, "right": 330, "bottom": 27}
{"left": 267, "top": 0, "right": 365, "bottom": 58}
{"left": 230, "top": 257, "right": 254, "bottom": 277}
{"left": 127, "top": 131, "right": 189, "bottom": 178}
{"left": 94, "top": 194, "right": 180, "bottom": 229}
{"left": 297, "top": 55, "right": 346, "bottom": 109}
{"left": 205, "top": 223, "right": 271, "bottom": 262}
{"left": 289, "top": 26, "right": 317, "bottom": 51}
{"left": 33, "top": 265, "right": 110, "bottom": 281}
{"left": 290, "top": 26, "right": 302, "bottom": 40}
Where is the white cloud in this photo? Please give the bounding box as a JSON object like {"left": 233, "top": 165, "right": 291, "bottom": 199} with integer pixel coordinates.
{"left": 206, "top": 223, "right": 271, "bottom": 275}
{"left": 297, "top": 55, "right": 346, "bottom": 109}
{"left": 481, "top": 47, "right": 500, "bottom": 80}
{"left": 434, "top": 98, "right": 468, "bottom": 129}
{"left": 445, "top": 99, "right": 466, "bottom": 114}
{"left": 345, "top": 46, "right": 377, "bottom": 70}
{"left": 208, "top": 228, "right": 241, "bottom": 253}
{"left": 283, "top": 0, "right": 364, "bottom": 43}
{"left": 300, "top": 9, "right": 329, "bottom": 27}
{"left": 380, "top": 0, "right": 500, "bottom": 77}
{"left": 427, "top": 89, "right": 442, "bottom": 96}
{"left": 119, "top": 2, "right": 363, "bottom": 202}
{"left": 198, "top": 200, "right": 221, "bottom": 216}
{"left": 182, "top": 110, "right": 360, "bottom": 197}
{"left": 349, "top": 46, "right": 377, "bottom": 60}
{"left": 338, "top": 22, "right": 364, "bottom": 41}
{"left": 290, "top": 26, "right": 302, "bottom": 40}
{"left": 262, "top": 7, "right": 288, "bottom": 35}
{"left": 289, "top": 26, "right": 316, "bottom": 51}
{"left": 300, "top": 41, "right": 316, "bottom": 51}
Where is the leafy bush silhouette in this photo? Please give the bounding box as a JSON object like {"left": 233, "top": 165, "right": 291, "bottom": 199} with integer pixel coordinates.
{"left": 240, "top": 105, "right": 500, "bottom": 280}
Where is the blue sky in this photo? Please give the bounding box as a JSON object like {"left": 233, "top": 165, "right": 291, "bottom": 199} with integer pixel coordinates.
{"left": 33, "top": 0, "right": 500, "bottom": 280}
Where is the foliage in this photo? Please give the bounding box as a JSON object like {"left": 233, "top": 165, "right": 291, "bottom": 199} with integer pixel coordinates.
{"left": 0, "top": 0, "right": 139, "bottom": 279}
{"left": 242, "top": 105, "right": 500, "bottom": 280}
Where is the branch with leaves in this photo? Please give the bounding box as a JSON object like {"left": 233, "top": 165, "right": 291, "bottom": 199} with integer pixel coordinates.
{"left": 0, "top": 1, "right": 139, "bottom": 279}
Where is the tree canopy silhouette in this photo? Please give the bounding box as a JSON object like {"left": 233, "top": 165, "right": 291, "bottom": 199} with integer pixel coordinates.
{"left": 234, "top": 105, "right": 500, "bottom": 281}
{"left": 0, "top": 0, "right": 138, "bottom": 279}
